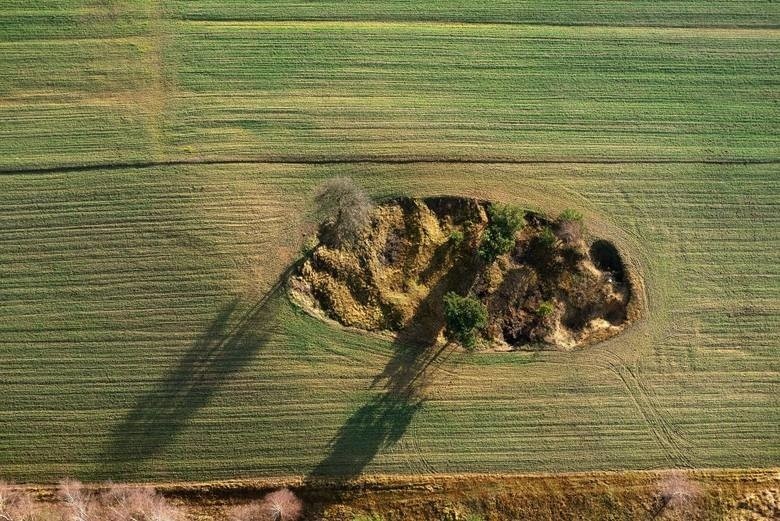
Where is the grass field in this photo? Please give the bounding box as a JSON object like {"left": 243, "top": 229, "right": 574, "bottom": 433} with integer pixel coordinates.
{"left": 0, "top": 1, "right": 778, "bottom": 484}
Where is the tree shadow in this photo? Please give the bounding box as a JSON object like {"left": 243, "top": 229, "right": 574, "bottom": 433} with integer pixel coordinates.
{"left": 306, "top": 254, "right": 482, "bottom": 486}
{"left": 99, "top": 270, "right": 291, "bottom": 479}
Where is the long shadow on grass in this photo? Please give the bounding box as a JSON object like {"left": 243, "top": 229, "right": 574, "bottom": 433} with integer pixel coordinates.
{"left": 100, "top": 270, "right": 291, "bottom": 478}
{"left": 305, "top": 252, "right": 480, "bottom": 488}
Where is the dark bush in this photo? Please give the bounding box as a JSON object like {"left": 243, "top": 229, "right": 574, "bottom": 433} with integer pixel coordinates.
{"left": 526, "top": 227, "right": 559, "bottom": 273}
{"left": 478, "top": 204, "right": 524, "bottom": 263}
{"left": 443, "top": 292, "right": 488, "bottom": 350}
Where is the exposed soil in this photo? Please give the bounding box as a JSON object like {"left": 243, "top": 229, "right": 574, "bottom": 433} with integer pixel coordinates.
{"left": 290, "top": 196, "right": 639, "bottom": 350}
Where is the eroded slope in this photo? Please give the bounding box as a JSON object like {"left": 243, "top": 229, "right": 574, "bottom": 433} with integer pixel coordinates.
{"left": 291, "top": 196, "right": 638, "bottom": 349}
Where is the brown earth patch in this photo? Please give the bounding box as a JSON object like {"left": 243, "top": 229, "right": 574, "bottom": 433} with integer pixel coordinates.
{"left": 290, "top": 196, "right": 641, "bottom": 351}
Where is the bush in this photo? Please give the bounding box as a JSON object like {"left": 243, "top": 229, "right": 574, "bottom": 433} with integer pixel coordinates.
{"left": 1, "top": 481, "right": 48, "bottom": 521}
{"left": 536, "top": 300, "right": 555, "bottom": 317}
{"left": 478, "top": 204, "right": 524, "bottom": 263}
{"left": 315, "top": 177, "right": 374, "bottom": 247}
{"left": 448, "top": 230, "right": 464, "bottom": 246}
{"left": 527, "top": 227, "right": 560, "bottom": 273}
{"left": 538, "top": 227, "right": 557, "bottom": 248}
{"left": 261, "top": 489, "right": 302, "bottom": 521}
{"left": 556, "top": 209, "right": 584, "bottom": 245}
{"left": 558, "top": 208, "right": 583, "bottom": 222}
{"left": 229, "top": 489, "right": 302, "bottom": 521}
{"left": 102, "top": 485, "right": 185, "bottom": 521}
{"left": 443, "top": 292, "right": 488, "bottom": 350}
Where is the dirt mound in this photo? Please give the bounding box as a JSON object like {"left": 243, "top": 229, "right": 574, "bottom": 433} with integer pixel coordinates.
{"left": 289, "top": 196, "right": 638, "bottom": 350}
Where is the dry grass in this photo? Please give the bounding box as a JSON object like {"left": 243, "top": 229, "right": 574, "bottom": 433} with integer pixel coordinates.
{"left": 56, "top": 481, "right": 185, "bottom": 521}
{"left": 4, "top": 470, "right": 778, "bottom": 520}
{"left": 1, "top": 481, "right": 49, "bottom": 521}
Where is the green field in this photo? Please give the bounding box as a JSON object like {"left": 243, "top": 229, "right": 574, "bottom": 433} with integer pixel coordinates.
{"left": 0, "top": 2, "right": 778, "bottom": 482}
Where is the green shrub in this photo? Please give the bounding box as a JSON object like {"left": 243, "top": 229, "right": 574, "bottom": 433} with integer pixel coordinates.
{"left": 478, "top": 204, "right": 524, "bottom": 263}
{"left": 448, "top": 229, "right": 464, "bottom": 246}
{"left": 527, "top": 227, "right": 560, "bottom": 272}
{"left": 539, "top": 227, "right": 557, "bottom": 248}
{"left": 536, "top": 300, "right": 555, "bottom": 317}
{"left": 443, "top": 292, "right": 488, "bottom": 350}
{"left": 558, "top": 208, "right": 583, "bottom": 221}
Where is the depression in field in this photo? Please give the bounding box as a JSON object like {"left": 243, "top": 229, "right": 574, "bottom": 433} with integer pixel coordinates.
{"left": 1, "top": 2, "right": 778, "bottom": 521}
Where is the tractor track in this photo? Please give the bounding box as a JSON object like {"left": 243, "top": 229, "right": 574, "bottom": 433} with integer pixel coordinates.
{"left": 596, "top": 350, "right": 694, "bottom": 468}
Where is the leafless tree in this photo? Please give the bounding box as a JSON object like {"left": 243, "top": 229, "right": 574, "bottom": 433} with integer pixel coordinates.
{"left": 314, "top": 177, "right": 374, "bottom": 248}
{"left": 653, "top": 471, "right": 700, "bottom": 519}
{"left": 101, "top": 485, "right": 185, "bottom": 521}
{"left": 3, "top": 481, "right": 186, "bottom": 521}
{"left": 230, "top": 489, "right": 302, "bottom": 521}
{"left": 556, "top": 218, "right": 583, "bottom": 245}
{"left": 57, "top": 481, "right": 94, "bottom": 521}
{"left": 259, "top": 489, "right": 302, "bottom": 521}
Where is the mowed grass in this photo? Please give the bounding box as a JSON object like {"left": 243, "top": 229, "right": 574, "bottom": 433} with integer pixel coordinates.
{"left": 0, "top": 2, "right": 778, "bottom": 482}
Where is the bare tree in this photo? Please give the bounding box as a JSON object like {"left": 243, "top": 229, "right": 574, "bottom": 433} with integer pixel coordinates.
{"left": 4, "top": 481, "right": 186, "bottom": 521}
{"left": 557, "top": 219, "right": 583, "bottom": 245}
{"left": 101, "top": 485, "right": 185, "bottom": 521}
{"left": 230, "top": 489, "right": 302, "bottom": 521}
{"left": 314, "top": 177, "right": 374, "bottom": 248}
{"left": 259, "top": 489, "right": 302, "bottom": 521}
{"left": 654, "top": 471, "right": 700, "bottom": 519}
{"left": 556, "top": 209, "right": 584, "bottom": 246}
{"left": 58, "top": 481, "right": 93, "bottom": 521}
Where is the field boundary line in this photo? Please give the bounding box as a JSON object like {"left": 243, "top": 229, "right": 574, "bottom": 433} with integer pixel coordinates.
{"left": 2, "top": 158, "right": 778, "bottom": 176}
{"left": 174, "top": 19, "right": 780, "bottom": 32}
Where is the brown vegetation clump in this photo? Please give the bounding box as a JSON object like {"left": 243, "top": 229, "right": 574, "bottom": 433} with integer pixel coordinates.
{"left": 229, "top": 488, "right": 303, "bottom": 521}
{"left": 58, "top": 480, "right": 95, "bottom": 521}
{"left": 55, "top": 481, "right": 185, "bottom": 521}
{"left": 292, "top": 196, "right": 636, "bottom": 350}
{"left": 723, "top": 488, "right": 780, "bottom": 521}
{"left": 101, "top": 485, "right": 185, "bottom": 521}
{"left": 652, "top": 471, "right": 703, "bottom": 520}
{"left": 1, "top": 481, "right": 50, "bottom": 521}
{"left": 314, "top": 177, "right": 374, "bottom": 248}
{"left": 261, "top": 489, "right": 303, "bottom": 521}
